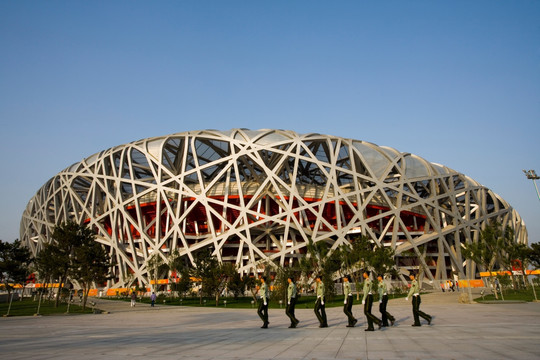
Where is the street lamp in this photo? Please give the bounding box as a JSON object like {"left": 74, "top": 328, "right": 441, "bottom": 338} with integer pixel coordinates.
{"left": 523, "top": 170, "right": 540, "bottom": 201}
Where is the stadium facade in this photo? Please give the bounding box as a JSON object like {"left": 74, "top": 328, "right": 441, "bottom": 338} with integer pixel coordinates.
{"left": 20, "top": 129, "right": 527, "bottom": 289}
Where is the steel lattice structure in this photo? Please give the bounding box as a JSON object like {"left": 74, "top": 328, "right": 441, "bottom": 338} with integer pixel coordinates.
{"left": 21, "top": 129, "right": 527, "bottom": 289}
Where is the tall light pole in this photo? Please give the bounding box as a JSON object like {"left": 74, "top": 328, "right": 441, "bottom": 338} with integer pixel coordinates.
{"left": 522, "top": 169, "right": 539, "bottom": 302}
{"left": 523, "top": 169, "right": 540, "bottom": 201}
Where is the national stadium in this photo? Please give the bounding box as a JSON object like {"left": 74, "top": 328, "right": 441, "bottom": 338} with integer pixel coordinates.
{"left": 20, "top": 129, "right": 528, "bottom": 291}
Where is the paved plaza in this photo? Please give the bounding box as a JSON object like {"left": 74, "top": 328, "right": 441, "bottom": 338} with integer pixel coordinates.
{"left": 1, "top": 291, "right": 539, "bottom": 360}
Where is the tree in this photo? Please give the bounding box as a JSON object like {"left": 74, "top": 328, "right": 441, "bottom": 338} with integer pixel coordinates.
{"left": 271, "top": 263, "right": 301, "bottom": 305}
{"left": 167, "top": 250, "right": 189, "bottom": 298}
{"left": 299, "top": 239, "right": 340, "bottom": 299}
{"left": 172, "top": 267, "right": 192, "bottom": 298}
{"left": 191, "top": 250, "right": 237, "bottom": 306}
{"left": 207, "top": 261, "right": 234, "bottom": 305}
{"left": 242, "top": 275, "right": 259, "bottom": 302}
{"left": 338, "top": 236, "right": 372, "bottom": 278}
{"left": 369, "top": 244, "right": 397, "bottom": 278}
{"left": 506, "top": 243, "right": 532, "bottom": 288}
{"left": 70, "top": 237, "right": 112, "bottom": 310}
{"left": 34, "top": 242, "right": 61, "bottom": 302}
{"left": 338, "top": 236, "right": 394, "bottom": 299}
{"left": 494, "top": 226, "right": 520, "bottom": 289}
{"left": 227, "top": 270, "right": 245, "bottom": 300}
{"left": 529, "top": 243, "right": 540, "bottom": 269}
{"left": 48, "top": 221, "right": 88, "bottom": 307}
{"left": 146, "top": 253, "right": 165, "bottom": 293}
{"left": 0, "top": 239, "right": 32, "bottom": 297}
{"left": 462, "top": 222, "right": 507, "bottom": 299}
{"left": 36, "top": 221, "right": 107, "bottom": 307}
{"left": 191, "top": 250, "right": 217, "bottom": 304}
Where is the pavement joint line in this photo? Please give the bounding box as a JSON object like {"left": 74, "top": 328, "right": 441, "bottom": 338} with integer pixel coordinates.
{"left": 272, "top": 337, "right": 303, "bottom": 358}
{"left": 2, "top": 292, "right": 540, "bottom": 359}
{"left": 363, "top": 326, "right": 370, "bottom": 360}
{"left": 333, "top": 327, "right": 350, "bottom": 359}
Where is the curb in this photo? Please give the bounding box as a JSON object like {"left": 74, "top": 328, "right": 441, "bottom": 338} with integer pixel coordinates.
{"left": 476, "top": 300, "right": 528, "bottom": 304}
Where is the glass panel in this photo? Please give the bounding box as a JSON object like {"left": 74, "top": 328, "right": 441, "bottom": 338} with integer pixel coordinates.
{"left": 146, "top": 139, "right": 163, "bottom": 160}
{"left": 84, "top": 152, "right": 99, "bottom": 166}
{"left": 404, "top": 155, "right": 429, "bottom": 178}
{"left": 68, "top": 162, "right": 81, "bottom": 173}
{"left": 379, "top": 146, "right": 400, "bottom": 159}
{"left": 352, "top": 141, "right": 390, "bottom": 178}
{"left": 254, "top": 131, "right": 292, "bottom": 145}
{"left": 234, "top": 129, "right": 263, "bottom": 142}
{"left": 431, "top": 163, "right": 449, "bottom": 175}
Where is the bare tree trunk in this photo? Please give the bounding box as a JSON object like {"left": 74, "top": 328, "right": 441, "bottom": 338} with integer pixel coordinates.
{"left": 6, "top": 291, "right": 14, "bottom": 316}
{"left": 489, "top": 275, "right": 499, "bottom": 300}
{"left": 354, "top": 275, "right": 361, "bottom": 301}
{"left": 55, "top": 274, "right": 67, "bottom": 308}
{"left": 522, "top": 271, "right": 529, "bottom": 289}
{"left": 82, "top": 284, "right": 89, "bottom": 310}
{"left": 509, "top": 272, "right": 517, "bottom": 290}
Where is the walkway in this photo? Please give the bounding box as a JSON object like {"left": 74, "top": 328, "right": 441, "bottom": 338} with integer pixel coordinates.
{"left": 1, "top": 291, "right": 539, "bottom": 359}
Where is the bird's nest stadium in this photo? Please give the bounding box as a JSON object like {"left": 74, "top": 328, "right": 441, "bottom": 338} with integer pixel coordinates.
{"left": 20, "top": 129, "right": 527, "bottom": 290}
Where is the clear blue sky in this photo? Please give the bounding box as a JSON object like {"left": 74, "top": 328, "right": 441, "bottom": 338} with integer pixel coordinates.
{"left": 1, "top": 1, "right": 539, "bottom": 243}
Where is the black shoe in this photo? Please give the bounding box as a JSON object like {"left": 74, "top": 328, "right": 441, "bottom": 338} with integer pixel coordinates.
{"left": 390, "top": 319, "right": 395, "bottom": 326}
{"left": 365, "top": 328, "right": 374, "bottom": 331}
{"left": 346, "top": 324, "right": 354, "bottom": 327}
{"left": 412, "top": 324, "right": 421, "bottom": 327}
{"left": 378, "top": 322, "right": 382, "bottom": 330}
{"left": 319, "top": 323, "right": 328, "bottom": 328}
{"left": 288, "top": 324, "right": 295, "bottom": 328}
{"left": 353, "top": 319, "right": 358, "bottom": 326}
{"left": 427, "top": 316, "right": 432, "bottom": 325}
{"left": 261, "top": 322, "right": 268, "bottom": 328}
{"left": 294, "top": 319, "right": 300, "bottom": 325}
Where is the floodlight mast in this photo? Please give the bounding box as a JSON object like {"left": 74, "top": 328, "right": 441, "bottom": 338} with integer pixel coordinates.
{"left": 523, "top": 169, "right": 540, "bottom": 201}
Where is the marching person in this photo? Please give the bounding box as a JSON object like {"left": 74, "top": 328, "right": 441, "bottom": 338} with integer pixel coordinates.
{"left": 377, "top": 275, "right": 395, "bottom": 326}
{"left": 286, "top": 277, "right": 300, "bottom": 328}
{"left": 406, "top": 274, "right": 432, "bottom": 326}
{"left": 314, "top": 275, "right": 328, "bottom": 328}
{"left": 257, "top": 276, "right": 269, "bottom": 328}
{"left": 343, "top": 275, "right": 357, "bottom": 327}
{"left": 362, "top": 272, "right": 382, "bottom": 331}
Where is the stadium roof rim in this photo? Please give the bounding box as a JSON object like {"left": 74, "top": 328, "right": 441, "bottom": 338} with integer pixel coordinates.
{"left": 68, "top": 128, "right": 472, "bottom": 183}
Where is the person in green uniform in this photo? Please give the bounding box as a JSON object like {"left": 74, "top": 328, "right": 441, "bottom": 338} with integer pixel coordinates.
{"left": 406, "top": 274, "right": 432, "bottom": 326}
{"left": 314, "top": 275, "right": 328, "bottom": 327}
{"left": 377, "top": 275, "right": 395, "bottom": 327}
{"left": 286, "top": 277, "right": 300, "bottom": 328}
{"left": 362, "top": 272, "right": 382, "bottom": 331}
{"left": 257, "top": 276, "right": 269, "bottom": 328}
{"left": 343, "top": 275, "right": 357, "bottom": 327}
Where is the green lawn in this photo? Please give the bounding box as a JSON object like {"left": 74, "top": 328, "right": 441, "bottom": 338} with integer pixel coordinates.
{"left": 0, "top": 297, "right": 95, "bottom": 317}
{"left": 147, "top": 295, "right": 340, "bottom": 309}
{"left": 120, "top": 293, "right": 406, "bottom": 309}
{"left": 474, "top": 288, "right": 540, "bottom": 302}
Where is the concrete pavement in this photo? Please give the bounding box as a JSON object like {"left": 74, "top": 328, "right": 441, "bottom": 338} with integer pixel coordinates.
{"left": 1, "top": 291, "right": 539, "bottom": 360}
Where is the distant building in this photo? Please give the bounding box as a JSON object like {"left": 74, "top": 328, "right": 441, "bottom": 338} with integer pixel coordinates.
{"left": 21, "top": 129, "right": 527, "bottom": 290}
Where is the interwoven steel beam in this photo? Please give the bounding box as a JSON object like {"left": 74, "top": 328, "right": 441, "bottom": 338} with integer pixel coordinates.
{"left": 20, "top": 129, "right": 527, "bottom": 289}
